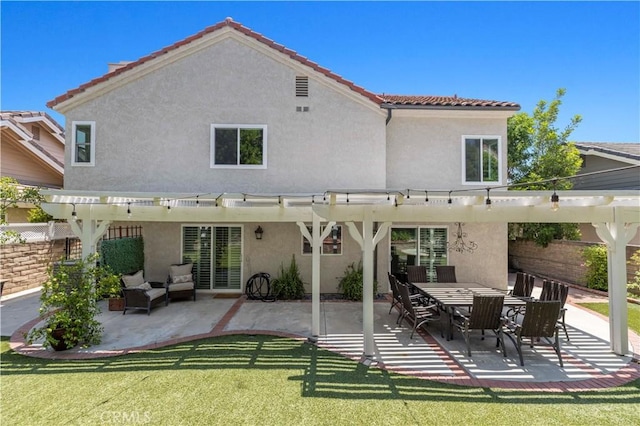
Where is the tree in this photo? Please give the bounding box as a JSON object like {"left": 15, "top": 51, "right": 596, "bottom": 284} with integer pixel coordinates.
{"left": 0, "top": 177, "right": 47, "bottom": 244}
{"left": 507, "top": 89, "right": 583, "bottom": 246}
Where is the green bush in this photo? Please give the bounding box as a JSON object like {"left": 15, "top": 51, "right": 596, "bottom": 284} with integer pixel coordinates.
{"left": 582, "top": 245, "right": 608, "bottom": 291}
{"left": 628, "top": 249, "right": 640, "bottom": 298}
{"left": 271, "top": 255, "right": 305, "bottom": 300}
{"left": 100, "top": 237, "right": 144, "bottom": 275}
{"left": 338, "top": 261, "right": 378, "bottom": 301}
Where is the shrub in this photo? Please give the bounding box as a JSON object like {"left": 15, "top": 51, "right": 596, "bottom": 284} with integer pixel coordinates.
{"left": 582, "top": 245, "right": 608, "bottom": 291}
{"left": 271, "top": 255, "right": 305, "bottom": 300}
{"left": 628, "top": 249, "right": 640, "bottom": 298}
{"left": 338, "top": 261, "right": 377, "bottom": 301}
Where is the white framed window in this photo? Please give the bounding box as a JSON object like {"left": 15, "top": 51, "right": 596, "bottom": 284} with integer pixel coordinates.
{"left": 462, "top": 135, "right": 501, "bottom": 184}
{"left": 210, "top": 124, "right": 267, "bottom": 169}
{"left": 302, "top": 224, "right": 343, "bottom": 255}
{"left": 71, "top": 121, "right": 96, "bottom": 166}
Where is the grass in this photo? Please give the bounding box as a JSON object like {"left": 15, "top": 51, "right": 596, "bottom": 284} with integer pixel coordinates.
{"left": 577, "top": 302, "right": 640, "bottom": 334}
{"left": 1, "top": 335, "right": 639, "bottom": 425}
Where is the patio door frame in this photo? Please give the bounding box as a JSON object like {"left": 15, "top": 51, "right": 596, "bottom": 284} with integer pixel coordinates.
{"left": 181, "top": 224, "right": 244, "bottom": 293}
{"left": 389, "top": 225, "right": 449, "bottom": 284}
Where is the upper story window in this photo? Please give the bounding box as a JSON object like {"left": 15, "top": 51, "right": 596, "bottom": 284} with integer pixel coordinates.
{"left": 72, "top": 121, "right": 96, "bottom": 166}
{"left": 463, "top": 136, "right": 500, "bottom": 184}
{"left": 210, "top": 125, "right": 267, "bottom": 169}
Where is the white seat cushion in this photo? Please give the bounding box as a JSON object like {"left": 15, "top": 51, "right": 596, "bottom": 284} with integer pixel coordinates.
{"left": 168, "top": 282, "right": 194, "bottom": 292}
{"left": 146, "top": 288, "right": 166, "bottom": 300}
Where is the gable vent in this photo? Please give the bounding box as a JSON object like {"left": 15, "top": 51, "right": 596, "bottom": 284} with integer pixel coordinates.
{"left": 296, "top": 76, "right": 309, "bottom": 97}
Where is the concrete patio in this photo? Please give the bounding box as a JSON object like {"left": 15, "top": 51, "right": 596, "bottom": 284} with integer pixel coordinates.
{"left": 3, "top": 280, "right": 639, "bottom": 391}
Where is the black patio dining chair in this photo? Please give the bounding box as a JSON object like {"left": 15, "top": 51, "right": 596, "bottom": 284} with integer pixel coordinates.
{"left": 388, "top": 274, "right": 426, "bottom": 324}
{"left": 503, "top": 300, "right": 563, "bottom": 367}
{"left": 398, "top": 281, "right": 440, "bottom": 339}
{"left": 435, "top": 265, "right": 457, "bottom": 283}
{"left": 407, "top": 265, "right": 429, "bottom": 284}
{"left": 452, "top": 294, "right": 506, "bottom": 357}
{"left": 539, "top": 280, "right": 570, "bottom": 341}
{"left": 505, "top": 272, "right": 536, "bottom": 320}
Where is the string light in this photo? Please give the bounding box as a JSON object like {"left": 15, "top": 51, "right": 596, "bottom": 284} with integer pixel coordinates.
{"left": 425, "top": 190, "right": 429, "bottom": 203}
{"left": 447, "top": 191, "right": 452, "bottom": 209}
{"left": 71, "top": 204, "right": 77, "bottom": 221}
{"left": 196, "top": 195, "right": 199, "bottom": 207}
{"left": 485, "top": 188, "right": 492, "bottom": 211}
{"left": 551, "top": 180, "right": 560, "bottom": 211}
{"left": 127, "top": 202, "right": 132, "bottom": 219}
{"left": 406, "top": 189, "right": 410, "bottom": 199}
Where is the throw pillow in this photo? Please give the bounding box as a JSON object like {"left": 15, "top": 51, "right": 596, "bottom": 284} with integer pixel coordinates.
{"left": 172, "top": 274, "right": 193, "bottom": 284}
{"left": 169, "top": 263, "right": 193, "bottom": 279}
{"left": 122, "top": 270, "right": 145, "bottom": 288}
{"left": 136, "top": 282, "right": 152, "bottom": 291}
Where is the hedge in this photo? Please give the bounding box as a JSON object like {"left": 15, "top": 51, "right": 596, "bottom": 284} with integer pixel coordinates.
{"left": 100, "top": 237, "right": 144, "bottom": 275}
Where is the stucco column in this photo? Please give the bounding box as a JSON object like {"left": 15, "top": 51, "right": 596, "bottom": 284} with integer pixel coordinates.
{"left": 593, "top": 210, "right": 639, "bottom": 355}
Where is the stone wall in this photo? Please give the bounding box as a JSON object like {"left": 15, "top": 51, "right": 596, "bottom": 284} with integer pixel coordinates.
{"left": 0, "top": 240, "right": 68, "bottom": 296}
{"left": 509, "top": 239, "right": 639, "bottom": 286}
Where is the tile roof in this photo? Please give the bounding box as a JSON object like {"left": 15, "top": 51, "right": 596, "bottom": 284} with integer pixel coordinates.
{"left": 47, "top": 18, "right": 520, "bottom": 111}
{"left": 575, "top": 142, "right": 640, "bottom": 162}
{"left": 0, "top": 110, "right": 65, "bottom": 133}
{"left": 47, "top": 18, "right": 384, "bottom": 108}
{"left": 0, "top": 112, "right": 65, "bottom": 170}
{"left": 379, "top": 95, "right": 520, "bottom": 109}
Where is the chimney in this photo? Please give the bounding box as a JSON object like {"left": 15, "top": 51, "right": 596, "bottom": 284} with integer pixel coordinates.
{"left": 108, "top": 61, "right": 133, "bottom": 73}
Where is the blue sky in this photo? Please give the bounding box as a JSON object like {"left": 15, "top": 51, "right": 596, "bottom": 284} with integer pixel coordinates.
{"left": 2, "top": 1, "right": 638, "bottom": 142}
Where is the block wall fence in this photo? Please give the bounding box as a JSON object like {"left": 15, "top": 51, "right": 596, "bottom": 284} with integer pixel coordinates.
{"left": 508, "top": 239, "right": 639, "bottom": 286}
{"left": 0, "top": 240, "right": 68, "bottom": 297}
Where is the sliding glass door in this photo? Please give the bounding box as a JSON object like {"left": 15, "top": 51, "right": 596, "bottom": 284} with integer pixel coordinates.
{"left": 390, "top": 226, "right": 448, "bottom": 282}
{"left": 182, "top": 225, "right": 243, "bottom": 291}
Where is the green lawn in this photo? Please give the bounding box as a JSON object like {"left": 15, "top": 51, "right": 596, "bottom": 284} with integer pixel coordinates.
{"left": 1, "top": 335, "right": 639, "bottom": 426}
{"left": 577, "top": 302, "right": 640, "bottom": 334}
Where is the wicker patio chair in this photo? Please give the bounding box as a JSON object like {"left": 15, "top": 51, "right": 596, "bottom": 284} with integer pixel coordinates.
{"left": 539, "top": 280, "right": 570, "bottom": 340}
{"left": 121, "top": 270, "right": 167, "bottom": 315}
{"left": 435, "top": 265, "right": 457, "bottom": 283}
{"left": 398, "top": 281, "right": 440, "bottom": 339}
{"left": 452, "top": 294, "right": 506, "bottom": 357}
{"left": 503, "top": 300, "right": 563, "bottom": 367}
{"left": 166, "top": 263, "right": 196, "bottom": 303}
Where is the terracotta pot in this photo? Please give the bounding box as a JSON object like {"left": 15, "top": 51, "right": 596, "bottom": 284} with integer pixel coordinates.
{"left": 108, "top": 297, "right": 125, "bottom": 311}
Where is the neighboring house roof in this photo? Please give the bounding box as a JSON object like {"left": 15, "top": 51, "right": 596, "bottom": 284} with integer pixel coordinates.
{"left": 379, "top": 95, "right": 520, "bottom": 110}
{"left": 0, "top": 111, "right": 65, "bottom": 177}
{"left": 47, "top": 18, "right": 519, "bottom": 112}
{"left": 574, "top": 142, "right": 640, "bottom": 164}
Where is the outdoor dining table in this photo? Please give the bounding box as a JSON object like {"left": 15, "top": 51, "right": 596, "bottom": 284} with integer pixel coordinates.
{"left": 412, "top": 282, "right": 527, "bottom": 340}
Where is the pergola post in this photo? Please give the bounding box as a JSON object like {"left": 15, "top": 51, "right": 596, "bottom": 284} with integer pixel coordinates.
{"left": 593, "top": 209, "right": 639, "bottom": 355}
{"left": 297, "top": 216, "right": 334, "bottom": 341}
{"left": 347, "top": 211, "right": 391, "bottom": 358}
{"left": 69, "top": 217, "right": 111, "bottom": 262}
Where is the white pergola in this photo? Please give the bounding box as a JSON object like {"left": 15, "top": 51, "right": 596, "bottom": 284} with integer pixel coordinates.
{"left": 41, "top": 189, "right": 640, "bottom": 357}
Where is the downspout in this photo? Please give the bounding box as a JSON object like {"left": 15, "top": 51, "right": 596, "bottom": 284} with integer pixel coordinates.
{"left": 384, "top": 105, "right": 393, "bottom": 125}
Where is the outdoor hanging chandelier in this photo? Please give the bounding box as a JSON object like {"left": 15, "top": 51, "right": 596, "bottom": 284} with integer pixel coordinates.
{"left": 447, "top": 222, "right": 478, "bottom": 254}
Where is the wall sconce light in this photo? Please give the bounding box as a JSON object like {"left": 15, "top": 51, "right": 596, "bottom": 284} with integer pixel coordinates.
{"left": 254, "top": 226, "right": 264, "bottom": 240}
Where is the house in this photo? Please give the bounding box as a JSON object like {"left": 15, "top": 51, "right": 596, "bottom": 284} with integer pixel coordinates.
{"left": 43, "top": 19, "right": 639, "bottom": 356}
{"left": 573, "top": 142, "right": 640, "bottom": 245}
{"left": 0, "top": 111, "right": 65, "bottom": 222}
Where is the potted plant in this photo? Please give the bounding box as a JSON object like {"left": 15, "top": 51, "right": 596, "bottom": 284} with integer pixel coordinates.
{"left": 26, "top": 255, "right": 106, "bottom": 351}
{"left": 98, "top": 270, "right": 124, "bottom": 311}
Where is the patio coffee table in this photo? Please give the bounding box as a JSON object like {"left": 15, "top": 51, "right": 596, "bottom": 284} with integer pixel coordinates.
{"left": 412, "top": 283, "right": 527, "bottom": 340}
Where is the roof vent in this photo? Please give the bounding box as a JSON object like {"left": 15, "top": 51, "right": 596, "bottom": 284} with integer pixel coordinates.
{"left": 296, "top": 76, "right": 309, "bottom": 97}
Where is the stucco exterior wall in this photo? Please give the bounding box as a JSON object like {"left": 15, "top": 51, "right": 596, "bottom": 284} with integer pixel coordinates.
{"left": 378, "top": 222, "right": 508, "bottom": 291}
{"left": 385, "top": 112, "right": 509, "bottom": 190}
{"left": 62, "top": 38, "right": 386, "bottom": 193}
{"left": 141, "top": 221, "right": 365, "bottom": 293}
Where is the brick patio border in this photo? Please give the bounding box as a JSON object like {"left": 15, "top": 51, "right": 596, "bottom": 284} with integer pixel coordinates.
{"left": 9, "top": 295, "right": 640, "bottom": 391}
